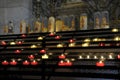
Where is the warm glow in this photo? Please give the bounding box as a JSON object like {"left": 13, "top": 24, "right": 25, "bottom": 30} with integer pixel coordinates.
{"left": 108, "top": 54, "right": 113, "bottom": 59}
{"left": 93, "top": 38, "right": 99, "bottom": 42}
{"left": 57, "top": 43, "right": 63, "bottom": 48}
{"left": 94, "top": 55, "right": 98, "bottom": 59}
{"left": 31, "top": 60, "right": 38, "bottom": 65}
{"left": 78, "top": 55, "right": 83, "bottom": 59}
{"left": 48, "top": 53, "right": 53, "bottom": 55}
{"left": 82, "top": 43, "right": 89, "bottom": 47}
{"left": 84, "top": 38, "right": 91, "bottom": 42}
{"left": 10, "top": 60, "right": 17, "bottom": 65}
{"left": 69, "top": 43, "right": 75, "bottom": 47}
{"left": 71, "top": 58, "right": 75, "bottom": 61}
{"left": 112, "top": 28, "right": 118, "bottom": 32}
{"left": 31, "top": 45, "right": 37, "bottom": 48}
{"left": 2, "top": 60, "right": 9, "bottom": 65}
{"left": 86, "top": 55, "right": 90, "bottom": 59}
{"left": 42, "top": 54, "right": 49, "bottom": 59}
{"left": 59, "top": 54, "right": 66, "bottom": 59}
{"left": 96, "top": 61, "right": 105, "bottom": 67}
{"left": 10, "top": 42, "right": 16, "bottom": 45}
{"left": 114, "top": 36, "right": 120, "bottom": 41}
{"left": 38, "top": 37, "right": 43, "bottom": 40}
{"left": 100, "top": 56, "right": 105, "bottom": 59}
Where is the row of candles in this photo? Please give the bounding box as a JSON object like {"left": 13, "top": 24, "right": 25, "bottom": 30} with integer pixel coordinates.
{"left": 1, "top": 49, "right": 120, "bottom": 60}
{"left": 1, "top": 53, "right": 120, "bottom": 67}
{"left": 1, "top": 35, "right": 120, "bottom": 47}
{"left": 1, "top": 59, "right": 104, "bottom": 67}
{"left": 0, "top": 28, "right": 120, "bottom": 67}
{"left": 0, "top": 59, "right": 115, "bottom": 67}
{"left": 1, "top": 39, "right": 120, "bottom": 48}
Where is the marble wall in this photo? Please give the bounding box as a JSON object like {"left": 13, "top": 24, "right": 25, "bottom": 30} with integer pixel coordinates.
{"left": 0, "top": 0, "right": 32, "bottom": 34}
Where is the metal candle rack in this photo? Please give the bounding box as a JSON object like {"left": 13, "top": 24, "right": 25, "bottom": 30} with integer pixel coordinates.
{"left": 0, "top": 28, "right": 120, "bottom": 80}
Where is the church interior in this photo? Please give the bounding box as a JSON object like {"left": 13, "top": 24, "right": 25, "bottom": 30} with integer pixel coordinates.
{"left": 0, "top": 0, "right": 120, "bottom": 80}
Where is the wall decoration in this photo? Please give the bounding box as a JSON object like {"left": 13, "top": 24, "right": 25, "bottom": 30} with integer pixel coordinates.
{"left": 69, "top": 15, "right": 75, "bottom": 31}
{"left": 34, "top": 20, "right": 41, "bottom": 33}
{"left": 26, "top": 24, "right": 31, "bottom": 33}
{"left": 61, "top": 16, "right": 70, "bottom": 31}
{"left": 48, "top": 16, "right": 55, "bottom": 32}
{"left": 80, "top": 13, "right": 87, "bottom": 30}
{"left": 101, "top": 11, "right": 109, "bottom": 29}
{"left": 20, "top": 20, "right": 27, "bottom": 33}
{"left": 56, "top": 16, "right": 63, "bottom": 32}
{"left": 41, "top": 17, "right": 48, "bottom": 32}
{"left": 4, "top": 25, "right": 8, "bottom": 34}
{"left": 8, "top": 21, "right": 14, "bottom": 33}
{"left": 94, "top": 12, "right": 101, "bottom": 29}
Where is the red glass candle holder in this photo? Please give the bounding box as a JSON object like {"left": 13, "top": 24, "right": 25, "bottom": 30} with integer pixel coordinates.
{"left": 49, "top": 32, "right": 55, "bottom": 36}
{"left": 1, "top": 41, "right": 7, "bottom": 46}
{"left": 69, "top": 39, "right": 75, "bottom": 43}
{"left": 117, "top": 54, "right": 120, "bottom": 59}
{"left": 23, "top": 60, "right": 30, "bottom": 65}
{"left": 58, "top": 54, "right": 66, "bottom": 59}
{"left": 2, "top": 60, "right": 9, "bottom": 65}
{"left": 16, "top": 41, "right": 22, "bottom": 45}
{"left": 96, "top": 61, "right": 105, "bottom": 67}
{"left": 15, "top": 50, "right": 21, "bottom": 54}
{"left": 21, "top": 34, "right": 26, "bottom": 38}
{"left": 28, "top": 55, "right": 35, "bottom": 59}
{"left": 31, "top": 60, "right": 38, "bottom": 65}
{"left": 58, "top": 61, "right": 65, "bottom": 66}
{"left": 65, "top": 61, "right": 72, "bottom": 66}
{"left": 10, "top": 60, "right": 17, "bottom": 65}
{"left": 55, "top": 36, "right": 61, "bottom": 39}
{"left": 40, "top": 49, "right": 46, "bottom": 54}
{"left": 99, "top": 43, "right": 105, "bottom": 47}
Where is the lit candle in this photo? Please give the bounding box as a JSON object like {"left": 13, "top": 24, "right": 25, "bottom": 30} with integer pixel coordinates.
{"left": 10, "top": 42, "right": 16, "bottom": 45}
{"left": 57, "top": 43, "right": 63, "bottom": 48}
{"left": 86, "top": 55, "right": 90, "bottom": 59}
{"left": 1, "top": 41, "right": 7, "bottom": 46}
{"left": 117, "top": 54, "right": 120, "bottom": 59}
{"left": 112, "top": 28, "right": 118, "bottom": 32}
{"left": 38, "top": 36, "right": 43, "bottom": 40}
{"left": 31, "top": 45, "right": 37, "bottom": 48}
{"left": 28, "top": 55, "right": 35, "bottom": 59}
{"left": 31, "top": 60, "right": 38, "bottom": 65}
{"left": 65, "top": 60, "right": 72, "bottom": 66}
{"left": 93, "top": 38, "right": 99, "bottom": 42}
{"left": 42, "top": 54, "right": 49, "bottom": 59}
{"left": 78, "top": 55, "right": 83, "bottom": 59}
{"left": 10, "top": 60, "right": 17, "bottom": 65}
{"left": 84, "top": 38, "right": 91, "bottom": 42}
{"left": 40, "top": 49, "right": 46, "bottom": 54}
{"left": 69, "top": 43, "right": 75, "bottom": 47}
{"left": 49, "top": 32, "right": 55, "bottom": 36}
{"left": 99, "top": 43, "right": 105, "bottom": 46}
{"left": 2, "top": 60, "right": 9, "bottom": 65}
{"left": 96, "top": 61, "right": 105, "bottom": 67}
{"left": 94, "top": 55, "right": 98, "bottom": 59}
{"left": 108, "top": 55, "right": 113, "bottom": 59}
{"left": 82, "top": 43, "right": 89, "bottom": 47}
{"left": 114, "top": 37, "right": 120, "bottom": 41}
{"left": 58, "top": 60, "right": 65, "bottom": 66}
{"left": 15, "top": 50, "right": 21, "bottom": 54}
{"left": 21, "top": 34, "right": 26, "bottom": 38}
{"left": 16, "top": 41, "right": 22, "bottom": 45}
{"left": 55, "top": 35, "right": 61, "bottom": 39}
{"left": 23, "top": 60, "right": 30, "bottom": 65}
{"left": 69, "top": 39, "right": 75, "bottom": 43}
{"left": 58, "top": 54, "right": 66, "bottom": 59}
{"left": 100, "top": 56, "right": 105, "bottom": 59}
